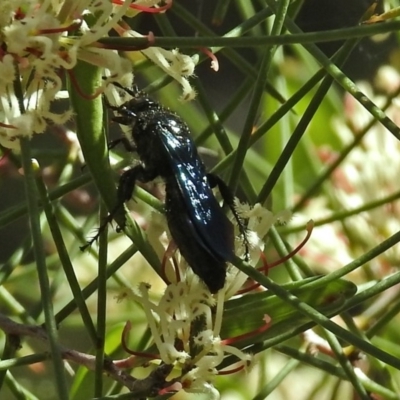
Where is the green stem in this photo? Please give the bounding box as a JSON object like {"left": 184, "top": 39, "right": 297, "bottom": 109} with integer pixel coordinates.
{"left": 287, "top": 189, "right": 400, "bottom": 233}
{"left": 55, "top": 245, "right": 138, "bottom": 324}
{"left": 323, "top": 329, "right": 369, "bottom": 399}
{"left": 252, "top": 358, "right": 300, "bottom": 400}
{"left": 35, "top": 171, "right": 98, "bottom": 344}
{"left": 98, "top": 19, "right": 400, "bottom": 47}
{"left": 267, "top": 1, "right": 400, "bottom": 140}
{"left": 229, "top": 0, "right": 291, "bottom": 193}
{"left": 19, "top": 148, "right": 68, "bottom": 399}
{"left": 232, "top": 255, "right": 400, "bottom": 370}
{"left": 94, "top": 204, "right": 108, "bottom": 397}
{"left": 256, "top": 39, "right": 356, "bottom": 204}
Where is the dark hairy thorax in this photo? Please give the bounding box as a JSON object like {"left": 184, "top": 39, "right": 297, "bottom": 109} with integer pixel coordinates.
{"left": 131, "top": 106, "right": 191, "bottom": 177}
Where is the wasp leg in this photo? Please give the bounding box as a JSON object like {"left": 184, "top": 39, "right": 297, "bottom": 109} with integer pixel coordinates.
{"left": 81, "top": 165, "right": 157, "bottom": 250}
{"left": 207, "top": 173, "right": 250, "bottom": 260}
{"left": 108, "top": 137, "right": 136, "bottom": 152}
{"left": 116, "top": 165, "right": 157, "bottom": 204}
{"left": 112, "top": 81, "right": 140, "bottom": 97}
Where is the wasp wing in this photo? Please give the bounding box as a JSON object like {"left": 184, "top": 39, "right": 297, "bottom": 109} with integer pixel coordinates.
{"left": 156, "top": 118, "right": 235, "bottom": 262}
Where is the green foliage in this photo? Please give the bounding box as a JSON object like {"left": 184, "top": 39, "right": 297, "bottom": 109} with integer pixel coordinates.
{"left": 1, "top": 0, "right": 400, "bottom": 399}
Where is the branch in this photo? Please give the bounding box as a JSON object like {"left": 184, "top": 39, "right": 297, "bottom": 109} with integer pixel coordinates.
{"left": 0, "top": 313, "right": 173, "bottom": 396}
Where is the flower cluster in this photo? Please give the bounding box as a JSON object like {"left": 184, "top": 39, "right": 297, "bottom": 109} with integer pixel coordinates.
{"left": 0, "top": 0, "right": 197, "bottom": 149}
{"left": 297, "top": 65, "right": 400, "bottom": 277}
{"left": 124, "top": 281, "right": 252, "bottom": 399}
{"left": 121, "top": 202, "right": 291, "bottom": 398}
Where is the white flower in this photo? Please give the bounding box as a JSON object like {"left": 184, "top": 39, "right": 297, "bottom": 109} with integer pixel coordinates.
{"left": 223, "top": 201, "right": 292, "bottom": 297}
{"left": 0, "top": 0, "right": 197, "bottom": 149}
{"left": 296, "top": 66, "right": 400, "bottom": 275}
{"left": 123, "top": 280, "right": 253, "bottom": 398}
{"left": 118, "top": 202, "right": 288, "bottom": 395}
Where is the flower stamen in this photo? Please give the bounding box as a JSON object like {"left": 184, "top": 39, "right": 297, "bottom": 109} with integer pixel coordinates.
{"left": 0, "top": 122, "right": 17, "bottom": 130}
{"left": 121, "top": 321, "right": 161, "bottom": 359}
{"left": 112, "top": 0, "right": 173, "bottom": 13}
{"left": 161, "top": 240, "right": 180, "bottom": 284}
{"left": 221, "top": 314, "right": 271, "bottom": 346}
{"left": 37, "top": 20, "right": 83, "bottom": 35}
{"left": 199, "top": 47, "right": 219, "bottom": 71}
{"left": 218, "top": 364, "right": 245, "bottom": 375}
{"left": 67, "top": 69, "right": 104, "bottom": 100}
